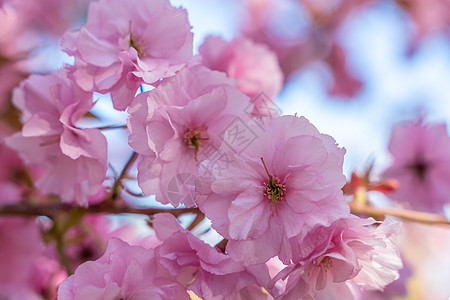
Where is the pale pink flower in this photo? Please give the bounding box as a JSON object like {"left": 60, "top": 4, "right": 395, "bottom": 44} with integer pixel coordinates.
{"left": 198, "top": 115, "right": 349, "bottom": 265}
{"left": 199, "top": 36, "right": 283, "bottom": 116}
{"left": 127, "top": 65, "right": 251, "bottom": 207}
{"left": 62, "top": 0, "right": 193, "bottom": 110}
{"left": 152, "top": 213, "right": 273, "bottom": 300}
{"left": 383, "top": 121, "right": 450, "bottom": 213}
{"left": 5, "top": 70, "right": 107, "bottom": 206}
{"left": 58, "top": 237, "right": 190, "bottom": 300}
{"left": 355, "top": 260, "right": 411, "bottom": 300}
{"left": 272, "top": 217, "right": 402, "bottom": 299}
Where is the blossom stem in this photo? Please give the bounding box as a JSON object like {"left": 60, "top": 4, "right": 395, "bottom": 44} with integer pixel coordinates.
{"left": 349, "top": 201, "right": 450, "bottom": 225}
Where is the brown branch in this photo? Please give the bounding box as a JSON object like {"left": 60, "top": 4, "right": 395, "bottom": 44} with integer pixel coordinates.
{"left": 0, "top": 203, "right": 200, "bottom": 219}
{"left": 187, "top": 211, "right": 205, "bottom": 231}
{"left": 349, "top": 201, "right": 450, "bottom": 225}
{"left": 215, "top": 239, "right": 228, "bottom": 253}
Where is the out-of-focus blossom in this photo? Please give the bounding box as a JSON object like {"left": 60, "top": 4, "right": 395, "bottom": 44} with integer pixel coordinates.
{"left": 272, "top": 217, "right": 402, "bottom": 299}
{"left": 397, "top": 221, "right": 450, "bottom": 299}
{"left": 0, "top": 63, "right": 28, "bottom": 115}
{"left": 152, "top": 213, "right": 273, "bottom": 299}
{"left": 127, "top": 65, "right": 251, "bottom": 207}
{"left": 62, "top": 0, "right": 193, "bottom": 110}
{"left": 0, "top": 135, "right": 25, "bottom": 204}
{"left": 198, "top": 115, "right": 349, "bottom": 265}
{"left": 394, "top": 0, "right": 450, "bottom": 54}
{"left": 8, "top": 0, "right": 90, "bottom": 37}
{"left": 325, "top": 43, "right": 363, "bottom": 98}
{"left": 0, "top": 5, "right": 38, "bottom": 60}
{"left": 199, "top": 36, "right": 283, "bottom": 116}
{"left": 239, "top": 0, "right": 367, "bottom": 99}
{"left": 58, "top": 237, "right": 191, "bottom": 300}
{"left": 0, "top": 217, "right": 44, "bottom": 300}
{"left": 6, "top": 70, "right": 107, "bottom": 206}
{"left": 383, "top": 121, "right": 450, "bottom": 213}
{"left": 61, "top": 214, "right": 160, "bottom": 271}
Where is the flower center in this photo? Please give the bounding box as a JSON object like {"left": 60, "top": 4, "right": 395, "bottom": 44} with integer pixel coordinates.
{"left": 264, "top": 176, "right": 286, "bottom": 205}
{"left": 316, "top": 256, "right": 333, "bottom": 272}
{"left": 129, "top": 34, "right": 146, "bottom": 58}
{"left": 407, "top": 158, "right": 429, "bottom": 181}
{"left": 184, "top": 126, "right": 209, "bottom": 160}
{"left": 260, "top": 158, "right": 286, "bottom": 213}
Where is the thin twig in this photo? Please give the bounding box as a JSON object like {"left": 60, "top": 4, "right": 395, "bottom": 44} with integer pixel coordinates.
{"left": 95, "top": 125, "right": 127, "bottom": 131}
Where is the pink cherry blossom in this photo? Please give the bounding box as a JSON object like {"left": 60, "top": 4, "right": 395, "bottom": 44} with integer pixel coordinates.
{"left": 272, "top": 217, "right": 402, "bottom": 299}
{"left": 199, "top": 36, "right": 283, "bottom": 116}
{"left": 127, "top": 65, "right": 251, "bottom": 207}
{"left": 62, "top": 0, "right": 193, "bottom": 110}
{"left": 152, "top": 213, "right": 273, "bottom": 300}
{"left": 5, "top": 70, "right": 107, "bottom": 206}
{"left": 355, "top": 260, "right": 411, "bottom": 300}
{"left": 383, "top": 121, "right": 450, "bottom": 213}
{"left": 197, "top": 115, "right": 349, "bottom": 265}
{"left": 58, "top": 237, "right": 191, "bottom": 300}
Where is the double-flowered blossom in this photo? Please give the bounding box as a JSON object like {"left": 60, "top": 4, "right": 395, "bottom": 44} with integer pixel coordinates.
{"left": 58, "top": 214, "right": 273, "bottom": 300}
{"left": 152, "top": 213, "right": 273, "bottom": 299}
{"left": 199, "top": 36, "right": 283, "bottom": 117}
{"left": 383, "top": 121, "right": 450, "bottom": 213}
{"left": 58, "top": 237, "right": 191, "bottom": 300}
{"left": 62, "top": 0, "right": 193, "bottom": 110}
{"left": 197, "top": 115, "right": 350, "bottom": 265}
{"left": 127, "top": 65, "right": 251, "bottom": 207}
{"left": 272, "top": 217, "right": 402, "bottom": 300}
{"left": 6, "top": 70, "right": 107, "bottom": 206}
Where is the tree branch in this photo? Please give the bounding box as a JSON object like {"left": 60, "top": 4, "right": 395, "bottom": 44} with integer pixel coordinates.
{"left": 349, "top": 201, "right": 450, "bottom": 225}
{"left": 0, "top": 203, "right": 200, "bottom": 219}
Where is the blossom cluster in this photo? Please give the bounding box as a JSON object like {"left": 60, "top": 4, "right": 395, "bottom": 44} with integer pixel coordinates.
{"left": 0, "top": 0, "right": 449, "bottom": 299}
